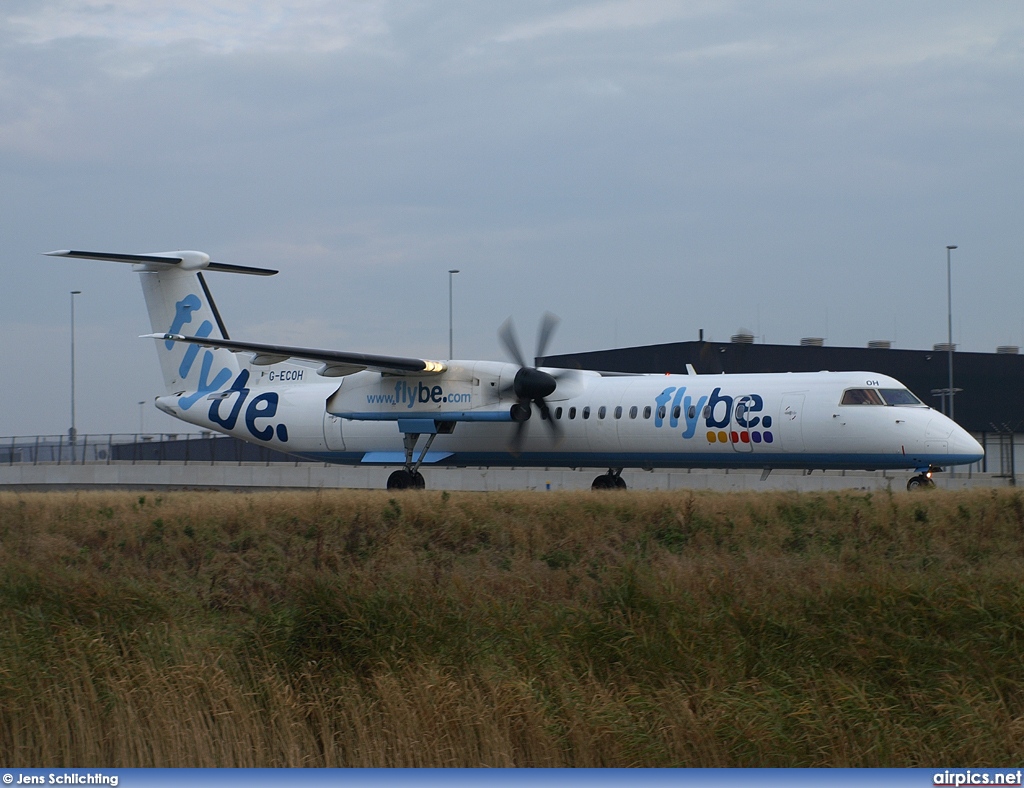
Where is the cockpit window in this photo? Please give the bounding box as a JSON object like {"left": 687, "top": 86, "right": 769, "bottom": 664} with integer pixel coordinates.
{"left": 840, "top": 388, "right": 885, "bottom": 405}
{"left": 879, "top": 388, "right": 923, "bottom": 406}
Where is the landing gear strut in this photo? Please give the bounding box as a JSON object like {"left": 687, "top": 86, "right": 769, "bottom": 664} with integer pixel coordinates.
{"left": 592, "top": 468, "right": 627, "bottom": 490}
{"left": 385, "top": 425, "right": 451, "bottom": 491}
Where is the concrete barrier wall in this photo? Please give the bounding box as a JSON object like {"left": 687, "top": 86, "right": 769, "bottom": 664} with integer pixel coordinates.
{"left": 0, "top": 463, "right": 1010, "bottom": 492}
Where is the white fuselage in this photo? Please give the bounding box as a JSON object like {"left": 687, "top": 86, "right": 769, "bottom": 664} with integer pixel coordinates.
{"left": 155, "top": 360, "right": 983, "bottom": 472}
{"left": 49, "top": 250, "right": 984, "bottom": 483}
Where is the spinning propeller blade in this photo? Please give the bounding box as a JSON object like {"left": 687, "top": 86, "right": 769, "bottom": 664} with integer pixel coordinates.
{"left": 499, "top": 314, "right": 563, "bottom": 455}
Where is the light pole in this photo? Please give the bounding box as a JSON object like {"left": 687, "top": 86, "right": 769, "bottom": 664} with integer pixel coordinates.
{"left": 946, "top": 245, "right": 957, "bottom": 421}
{"left": 448, "top": 269, "right": 460, "bottom": 359}
{"left": 138, "top": 401, "right": 146, "bottom": 434}
{"left": 70, "top": 290, "right": 81, "bottom": 445}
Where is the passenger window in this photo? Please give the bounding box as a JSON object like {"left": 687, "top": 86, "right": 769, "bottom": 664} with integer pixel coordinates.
{"left": 643, "top": 406, "right": 652, "bottom": 419}
{"left": 672, "top": 405, "right": 680, "bottom": 420}
{"left": 702, "top": 405, "right": 710, "bottom": 419}
{"left": 614, "top": 406, "right": 622, "bottom": 419}
{"left": 688, "top": 405, "right": 696, "bottom": 419}
{"left": 657, "top": 405, "right": 666, "bottom": 419}
{"left": 629, "top": 406, "right": 638, "bottom": 419}
{"left": 583, "top": 406, "right": 591, "bottom": 420}
{"left": 569, "top": 407, "right": 576, "bottom": 419}
{"left": 555, "top": 407, "right": 563, "bottom": 419}
{"left": 841, "top": 388, "right": 884, "bottom": 406}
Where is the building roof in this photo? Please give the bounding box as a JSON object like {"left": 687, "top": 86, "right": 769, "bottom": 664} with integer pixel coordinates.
{"left": 540, "top": 341, "right": 1024, "bottom": 433}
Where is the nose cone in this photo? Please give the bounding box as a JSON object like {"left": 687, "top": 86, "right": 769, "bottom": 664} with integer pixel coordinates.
{"left": 926, "top": 417, "right": 954, "bottom": 439}
{"left": 949, "top": 424, "right": 984, "bottom": 465}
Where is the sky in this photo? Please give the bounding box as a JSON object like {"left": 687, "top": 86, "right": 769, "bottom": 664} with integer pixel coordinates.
{"left": 2, "top": 1, "right": 1023, "bottom": 437}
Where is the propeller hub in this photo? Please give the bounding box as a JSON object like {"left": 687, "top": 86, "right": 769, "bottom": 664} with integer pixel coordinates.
{"left": 514, "top": 367, "right": 557, "bottom": 400}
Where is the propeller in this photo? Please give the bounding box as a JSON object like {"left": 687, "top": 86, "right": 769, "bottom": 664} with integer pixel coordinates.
{"left": 498, "top": 312, "right": 564, "bottom": 455}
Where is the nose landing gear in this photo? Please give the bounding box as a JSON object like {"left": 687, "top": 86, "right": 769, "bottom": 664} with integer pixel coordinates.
{"left": 907, "top": 466, "right": 941, "bottom": 491}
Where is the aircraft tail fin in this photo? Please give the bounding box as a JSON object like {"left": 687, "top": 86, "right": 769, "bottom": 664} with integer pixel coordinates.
{"left": 45, "top": 249, "right": 275, "bottom": 393}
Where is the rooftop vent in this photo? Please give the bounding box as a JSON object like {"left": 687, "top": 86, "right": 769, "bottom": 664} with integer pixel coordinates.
{"left": 800, "top": 337, "right": 824, "bottom": 347}
{"left": 933, "top": 343, "right": 956, "bottom": 352}
{"left": 997, "top": 345, "right": 1020, "bottom": 355}
{"left": 867, "top": 340, "right": 892, "bottom": 349}
{"left": 730, "top": 329, "right": 755, "bottom": 344}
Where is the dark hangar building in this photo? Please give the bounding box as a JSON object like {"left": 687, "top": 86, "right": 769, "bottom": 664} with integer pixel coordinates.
{"left": 540, "top": 337, "right": 1022, "bottom": 479}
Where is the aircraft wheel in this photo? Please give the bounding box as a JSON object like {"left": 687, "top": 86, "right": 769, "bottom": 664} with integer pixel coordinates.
{"left": 906, "top": 475, "right": 934, "bottom": 491}
{"left": 592, "top": 474, "right": 626, "bottom": 490}
{"left": 387, "top": 470, "right": 418, "bottom": 490}
{"left": 411, "top": 470, "right": 426, "bottom": 489}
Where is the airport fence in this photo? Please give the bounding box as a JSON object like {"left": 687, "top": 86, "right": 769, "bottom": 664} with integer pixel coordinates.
{"left": 0, "top": 433, "right": 315, "bottom": 466}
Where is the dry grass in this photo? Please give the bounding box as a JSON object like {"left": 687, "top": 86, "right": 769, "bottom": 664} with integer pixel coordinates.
{"left": 2, "top": 488, "right": 1024, "bottom": 765}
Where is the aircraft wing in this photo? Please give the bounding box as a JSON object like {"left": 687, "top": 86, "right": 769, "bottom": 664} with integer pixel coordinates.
{"left": 147, "top": 333, "right": 447, "bottom": 377}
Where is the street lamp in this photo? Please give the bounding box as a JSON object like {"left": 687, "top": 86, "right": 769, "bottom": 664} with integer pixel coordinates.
{"left": 448, "top": 269, "right": 460, "bottom": 359}
{"left": 70, "top": 290, "right": 82, "bottom": 445}
{"left": 946, "top": 245, "right": 957, "bottom": 421}
{"left": 138, "top": 401, "right": 146, "bottom": 434}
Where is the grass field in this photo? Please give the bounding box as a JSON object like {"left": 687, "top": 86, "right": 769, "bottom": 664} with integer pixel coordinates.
{"left": 2, "top": 488, "right": 1023, "bottom": 766}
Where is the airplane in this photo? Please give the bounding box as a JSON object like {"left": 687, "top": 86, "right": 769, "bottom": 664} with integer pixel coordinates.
{"left": 46, "top": 249, "right": 984, "bottom": 491}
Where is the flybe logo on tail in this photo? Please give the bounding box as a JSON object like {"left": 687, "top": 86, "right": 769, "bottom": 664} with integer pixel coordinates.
{"left": 166, "top": 294, "right": 201, "bottom": 346}
{"left": 654, "top": 386, "right": 774, "bottom": 444}
{"left": 207, "top": 369, "right": 289, "bottom": 443}
{"left": 169, "top": 294, "right": 233, "bottom": 407}
{"left": 166, "top": 293, "right": 288, "bottom": 444}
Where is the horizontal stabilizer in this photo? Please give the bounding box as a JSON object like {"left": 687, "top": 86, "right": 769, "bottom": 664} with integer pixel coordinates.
{"left": 45, "top": 249, "right": 277, "bottom": 276}
{"left": 145, "top": 333, "right": 448, "bottom": 377}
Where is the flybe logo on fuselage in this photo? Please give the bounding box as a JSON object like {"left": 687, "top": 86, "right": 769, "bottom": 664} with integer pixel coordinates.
{"left": 654, "top": 386, "right": 774, "bottom": 444}
{"left": 168, "top": 294, "right": 289, "bottom": 444}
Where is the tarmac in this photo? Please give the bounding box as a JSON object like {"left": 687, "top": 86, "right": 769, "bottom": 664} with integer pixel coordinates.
{"left": 0, "top": 462, "right": 1010, "bottom": 492}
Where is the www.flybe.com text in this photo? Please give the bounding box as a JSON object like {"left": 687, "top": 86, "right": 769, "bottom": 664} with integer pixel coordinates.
{"left": 367, "top": 381, "right": 472, "bottom": 408}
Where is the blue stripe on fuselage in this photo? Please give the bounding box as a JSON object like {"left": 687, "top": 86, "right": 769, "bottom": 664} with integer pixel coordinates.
{"left": 287, "top": 450, "right": 979, "bottom": 471}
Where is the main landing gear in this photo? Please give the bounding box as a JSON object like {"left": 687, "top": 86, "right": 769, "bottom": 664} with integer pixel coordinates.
{"left": 387, "top": 468, "right": 426, "bottom": 490}
{"left": 592, "top": 468, "right": 627, "bottom": 490}
{"left": 907, "top": 467, "right": 940, "bottom": 491}
{"left": 385, "top": 425, "right": 453, "bottom": 491}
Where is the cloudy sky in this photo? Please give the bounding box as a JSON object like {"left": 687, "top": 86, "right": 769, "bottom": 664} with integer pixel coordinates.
{"left": 2, "top": 1, "right": 1022, "bottom": 436}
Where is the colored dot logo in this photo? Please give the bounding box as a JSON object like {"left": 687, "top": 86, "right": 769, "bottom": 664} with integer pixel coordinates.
{"left": 707, "top": 430, "right": 773, "bottom": 444}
